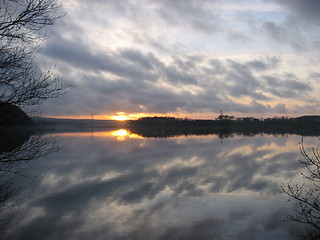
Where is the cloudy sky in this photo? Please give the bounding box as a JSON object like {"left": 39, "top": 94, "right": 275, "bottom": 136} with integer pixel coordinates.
{"left": 38, "top": 0, "right": 320, "bottom": 120}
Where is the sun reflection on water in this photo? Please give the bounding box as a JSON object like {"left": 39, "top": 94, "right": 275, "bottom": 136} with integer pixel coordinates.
{"left": 110, "top": 129, "right": 130, "bottom": 141}
{"left": 51, "top": 129, "right": 144, "bottom": 141}
{"left": 111, "top": 129, "right": 128, "bottom": 136}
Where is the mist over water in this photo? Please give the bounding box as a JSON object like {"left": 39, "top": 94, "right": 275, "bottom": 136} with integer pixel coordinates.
{"left": 1, "top": 130, "right": 317, "bottom": 240}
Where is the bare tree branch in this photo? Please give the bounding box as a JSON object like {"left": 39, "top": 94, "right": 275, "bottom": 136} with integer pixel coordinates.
{"left": 282, "top": 137, "right": 320, "bottom": 239}
{"left": 0, "top": 0, "right": 63, "bottom": 43}
{"left": 0, "top": 0, "right": 67, "bottom": 107}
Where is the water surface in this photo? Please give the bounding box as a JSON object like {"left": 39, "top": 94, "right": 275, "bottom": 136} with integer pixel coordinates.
{"left": 1, "top": 130, "right": 317, "bottom": 240}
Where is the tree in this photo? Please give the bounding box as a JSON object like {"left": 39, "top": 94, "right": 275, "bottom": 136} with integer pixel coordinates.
{"left": 0, "top": 0, "right": 66, "bottom": 108}
{"left": 0, "top": 0, "right": 65, "bottom": 230}
{"left": 282, "top": 137, "right": 320, "bottom": 239}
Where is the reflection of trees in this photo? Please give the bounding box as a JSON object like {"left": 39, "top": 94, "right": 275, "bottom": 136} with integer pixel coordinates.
{"left": 282, "top": 137, "right": 320, "bottom": 239}
{"left": 129, "top": 117, "right": 319, "bottom": 138}
{"left": 129, "top": 127, "right": 301, "bottom": 139}
{"left": 0, "top": 129, "right": 58, "bottom": 231}
{"left": 0, "top": 179, "right": 20, "bottom": 231}
{"left": 0, "top": 132, "right": 57, "bottom": 175}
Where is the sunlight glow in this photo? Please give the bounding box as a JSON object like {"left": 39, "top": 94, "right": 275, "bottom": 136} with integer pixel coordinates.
{"left": 110, "top": 112, "right": 130, "bottom": 121}
{"left": 109, "top": 129, "right": 143, "bottom": 141}
{"left": 110, "top": 112, "right": 152, "bottom": 121}
{"left": 111, "top": 129, "right": 129, "bottom": 137}
{"left": 112, "top": 115, "right": 131, "bottom": 121}
{"left": 51, "top": 129, "right": 143, "bottom": 141}
{"left": 111, "top": 129, "right": 129, "bottom": 141}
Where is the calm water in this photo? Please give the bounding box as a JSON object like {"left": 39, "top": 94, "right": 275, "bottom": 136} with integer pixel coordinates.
{"left": 1, "top": 130, "right": 318, "bottom": 240}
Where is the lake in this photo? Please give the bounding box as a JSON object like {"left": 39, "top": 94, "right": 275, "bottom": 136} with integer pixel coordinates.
{"left": 1, "top": 129, "right": 318, "bottom": 240}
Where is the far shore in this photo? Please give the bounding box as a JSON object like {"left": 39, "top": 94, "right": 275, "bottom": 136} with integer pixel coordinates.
{"left": 30, "top": 115, "right": 320, "bottom": 137}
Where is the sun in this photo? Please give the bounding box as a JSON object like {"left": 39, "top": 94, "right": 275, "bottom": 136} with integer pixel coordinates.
{"left": 112, "top": 115, "right": 131, "bottom": 121}
{"left": 110, "top": 112, "right": 151, "bottom": 121}
{"left": 111, "top": 112, "right": 132, "bottom": 121}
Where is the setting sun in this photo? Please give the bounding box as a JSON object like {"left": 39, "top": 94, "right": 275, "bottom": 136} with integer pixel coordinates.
{"left": 112, "top": 115, "right": 131, "bottom": 121}
{"left": 110, "top": 112, "right": 152, "bottom": 121}
{"left": 110, "top": 112, "right": 132, "bottom": 121}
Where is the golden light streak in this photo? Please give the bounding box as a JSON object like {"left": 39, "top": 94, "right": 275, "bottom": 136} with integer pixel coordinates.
{"left": 110, "top": 129, "right": 129, "bottom": 141}
{"left": 110, "top": 112, "right": 150, "bottom": 121}
{"left": 51, "top": 129, "right": 143, "bottom": 141}
{"left": 111, "top": 115, "right": 131, "bottom": 121}
{"left": 111, "top": 129, "right": 128, "bottom": 136}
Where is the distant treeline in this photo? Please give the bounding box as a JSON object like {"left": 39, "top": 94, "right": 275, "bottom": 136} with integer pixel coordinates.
{"left": 128, "top": 115, "right": 320, "bottom": 138}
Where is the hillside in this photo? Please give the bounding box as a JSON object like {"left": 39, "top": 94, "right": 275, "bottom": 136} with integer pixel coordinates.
{"left": 0, "top": 103, "right": 32, "bottom": 127}
{"left": 32, "top": 117, "right": 128, "bottom": 130}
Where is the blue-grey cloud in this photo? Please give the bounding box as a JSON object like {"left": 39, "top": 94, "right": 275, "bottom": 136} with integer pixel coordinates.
{"left": 273, "top": 0, "right": 320, "bottom": 23}
{"left": 258, "top": 0, "right": 320, "bottom": 52}
{"left": 261, "top": 20, "right": 307, "bottom": 51}
{"left": 262, "top": 75, "right": 312, "bottom": 99}
{"left": 34, "top": 0, "right": 320, "bottom": 117}
{"left": 43, "top": 36, "right": 157, "bottom": 82}
{"left": 40, "top": 38, "right": 316, "bottom": 116}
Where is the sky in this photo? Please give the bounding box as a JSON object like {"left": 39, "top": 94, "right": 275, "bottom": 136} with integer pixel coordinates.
{"left": 38, "top": 0, "right": 320, "bottom": 120}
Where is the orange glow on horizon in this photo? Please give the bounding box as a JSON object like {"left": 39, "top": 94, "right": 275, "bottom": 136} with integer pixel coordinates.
{"left": 43, "top": 113, "right": 144, "bottom": 121}
{"left": 43, "top": 113, "right": 219, "bottom": 121}
{"left": 42, "top": 111, "right": 306, "bottom": 122}
{"left": 110, "top": 112, "right": 153, "bottom": 121}
{"left": 111, "top": 115, "right": 131, "bottom": 121}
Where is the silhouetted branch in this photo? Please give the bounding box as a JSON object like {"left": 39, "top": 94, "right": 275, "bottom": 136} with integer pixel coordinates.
{"left": 0, "top": 0, "right": 62, "bottom": 43}
{"left": 282, "top": 137, "right": 320, "bottom": 239}
{"left": 0, "top": 0, "right": 68, "bottom": 107}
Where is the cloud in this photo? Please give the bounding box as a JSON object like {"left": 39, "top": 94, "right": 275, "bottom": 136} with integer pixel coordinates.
{"left": 273, "top": 0, "right": 320, "bottom": 23}
{"left": 43, "top": 36, "right": 157, "bottom": 82}
{"left": 258, "top": 0, "right": 320, "bottom": 52}
{"left": 35, "top": 0, "right": 320, "bottom": 117}
{"left": 262, "top": 75, "right": 312, "bottom": 99}
{"left": 262, "top": 21, "right": 286, "bottom": 42}
{"left": 40, "top": 38, "right": 314, "bottom": 116}
{"left": 246, "top": 57, "right": 280, "bottom": 71}
{"left": 261, "top": 20, "right": 307, "bottom": 51}
{"left": 120, "top": 49, "right": 156, "bottom": 70}
{"left": 155, "top": 0, "right": 222, "bottom": 33}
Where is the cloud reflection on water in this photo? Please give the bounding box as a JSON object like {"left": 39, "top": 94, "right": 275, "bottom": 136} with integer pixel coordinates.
{"left": 2, "top": 131, "right": 315, "bottom": 240}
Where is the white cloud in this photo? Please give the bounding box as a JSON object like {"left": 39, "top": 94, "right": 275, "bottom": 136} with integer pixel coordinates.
{"left": 38, "top": 0, "right": 320, "bottom": 118}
